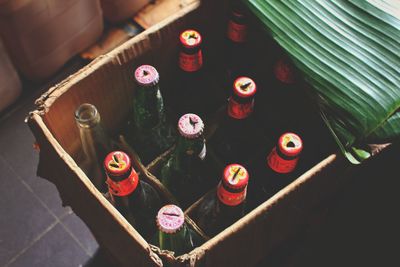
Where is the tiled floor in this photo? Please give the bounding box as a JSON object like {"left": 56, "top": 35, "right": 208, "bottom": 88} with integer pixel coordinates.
{"left": 0, "top": 58, "right": 115, "bottom": 267}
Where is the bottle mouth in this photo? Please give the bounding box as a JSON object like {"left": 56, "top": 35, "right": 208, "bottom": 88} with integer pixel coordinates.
{"left": 75, "top": 103, "right": 100, "bottom": 127}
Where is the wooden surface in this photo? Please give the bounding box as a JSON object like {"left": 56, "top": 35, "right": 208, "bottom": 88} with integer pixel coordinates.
{"left": 134, "top": 0, "right": 199, "bottom": 29}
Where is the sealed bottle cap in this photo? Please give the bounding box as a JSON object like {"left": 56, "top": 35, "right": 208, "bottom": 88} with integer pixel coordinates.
{"left": 222, "top": 164, "right": 249, "bottom": 190}
{"left": 178, "top": 113, "right": 204, "bottom": 139}
{"left": 278, "top": 132, "right": 303, "bottom": 157}
{"left": 134, "top": 65, "right": 160, "bottom": 86}
{"left": 233, "top": 77, "right": 257, "bottom": 99}
{"left": 180, "top": 29, "right": 202, "bottom": 49}
{"left": 104, "top": 151, "right": 131, "bottom": 177}
{"left": 274, "top": 58, "right": 295, "bottom": 84}
{"left": 156, "top": 205, "right": 185, "bottom": 234}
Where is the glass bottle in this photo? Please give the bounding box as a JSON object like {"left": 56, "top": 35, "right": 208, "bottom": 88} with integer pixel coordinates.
{"left": 104, "top": 151, "right": 162, "bottom": 240}
{"left": 169, "top": 29, "right": 224, "bottom": 118}
{"left": 255, "top": 56, "right": 316, "bottom": 140}
{"left": 191, "top": 164, "right": 249, "bottom": 237}
{"left": 221, "top": 0, "right": 252, "bottom": 97}
{"left": 160, "top": 113, "right": 217, "bottom": 209}
{"left": 127, "top": 64, "right": 176, "bottom": 165}
{"left": 247, "top": 132, "right": 303, "bottom": 209}
{"left": 75, "top": 103, "right": 111, "bottom": 193}
{"left": 153, "top": 205, "right": 202, "bottom": 256}
{"left": 209, "top": 76, "right": 268, "bottom": 165}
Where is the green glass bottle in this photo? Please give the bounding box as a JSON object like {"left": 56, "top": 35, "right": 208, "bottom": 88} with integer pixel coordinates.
{"left": 154, "top": 205, "right": 202, "bottom": 256}
{"left": 160, "top": 113, "right": 216, "bottom": 209}
{"left": 75, "top": 103, "right": 111, "bottom": 193}
{"left": 127, "top": 64, "right": 176, "bottom": 164}
{"left": 191, "top": 164, "right": 249, "bottom": 237}
{"left": 104, "top": 151, "right": 162, "bottom": 240}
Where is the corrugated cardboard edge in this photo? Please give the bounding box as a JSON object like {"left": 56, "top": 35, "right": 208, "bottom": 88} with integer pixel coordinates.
{"left": 34, "top": 0, "right": 200, "bottom": 114}
{"left": 27, "top": 112, "right": 163, "bottom": 267}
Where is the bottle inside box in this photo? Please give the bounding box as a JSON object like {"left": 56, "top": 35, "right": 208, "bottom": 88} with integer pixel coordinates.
{"left": 71, "top": 1, "right": 337, "bottom": 258}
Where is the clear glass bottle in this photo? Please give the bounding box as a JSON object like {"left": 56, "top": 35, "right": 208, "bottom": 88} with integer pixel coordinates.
{"left": 247, "top": 132, "right": 303, "bottom": 209}
{"left": 75, "top": 103, "right": 111, "bottom": 192}
{"left": 127, "top": 64, "right": 176, "bottom": 164}
{"left": 191, "top": 164, "right": 249, "bottom": 237}
{"left": 154, "top": 204, "right": 202, "bottom": 255}
{"left": 104, "top": 151, "right": 162, "bottom": 240}
{"left": 160, "top": 113, "right": 217, "bottom": 209}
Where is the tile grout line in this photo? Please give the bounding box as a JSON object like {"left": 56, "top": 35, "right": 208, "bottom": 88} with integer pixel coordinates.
{"left": 2, "top": 156, "right": 93, "bottom": 259}
{"left": 3, "top": 220, "right": 59, "bottom": 267}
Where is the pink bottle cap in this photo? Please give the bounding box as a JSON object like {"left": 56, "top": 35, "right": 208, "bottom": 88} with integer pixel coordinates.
{"left": 156, "top": 205, "right": 185, "bottom": 234}
{"left": 134, "top": 65, "right": 160, "bottom": 86}
{"left": 178, "top": 113, "right": 204, "bottom": 139}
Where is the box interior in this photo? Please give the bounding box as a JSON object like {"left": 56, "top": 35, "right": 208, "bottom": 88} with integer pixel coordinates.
{"left": 32, "top": 0, "right": 344, "bottom": 265}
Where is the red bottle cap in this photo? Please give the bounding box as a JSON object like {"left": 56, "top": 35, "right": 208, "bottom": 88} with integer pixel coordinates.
{"left": 180, "top": 29, "right": 202, "bottom": 49}
{"left": 177, "top": 113, "right": 204, "bottom": 139}
{"left": 156, "top": 205, "right": 185, "bottom": 234}
{"left": 222, "top": 164, "right": 249, "bottom": 190}
{"left": 217, "top": 164, "right": 249, "bottom": 206}
{"left": 233, "top": 77, "right": 257, "bottom": 99}
{"left": 104, "top": 151, "right": 131, "bottom": 176}
{"left": 134, "top": 65, "right": 160, "bottom": 86}
{"left": 278, "top": 132, "right": 303, "bottom": 157}
{"left": 274, "top": 58, "right": 295, "bottom": 84}
{"left": 104, "top": 151, "right": 139, "bottom": 196}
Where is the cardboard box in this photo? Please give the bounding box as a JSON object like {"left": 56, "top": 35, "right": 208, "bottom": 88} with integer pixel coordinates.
{"left": 27, "top": 0, "right": 391, "bottom": 266}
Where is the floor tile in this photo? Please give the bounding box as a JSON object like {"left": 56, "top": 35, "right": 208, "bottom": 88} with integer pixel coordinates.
{"left": 7, "top": 224, "right": 90, "bottom": 267}
{"left": 61, "top": 213, "right": 99, "bottom": 256}
{"left": 0, "top": 157, "right": 56, "bottom": 266}
{"left": 0, "top": 105, "right": 70, "bottom": 218}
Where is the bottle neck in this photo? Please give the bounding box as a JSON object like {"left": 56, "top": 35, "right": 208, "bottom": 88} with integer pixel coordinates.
{"left": 173, "top": 135, "right": 206, "bottom": 163}
{"left": 267, "top": 146, "right": 300, "bottom": 174}
{"left": 227, "top": 3, "right": 248, "bottom": 43}
{"left": 133, "top": 84, "right": 165, "bottom": 130}
{"left": 106, "top": 167, "right": 140, "bottom": 197}
{"left": 217, "top": 181, "right": 247, "bottom": 206}
{"left": 227, "top": 94, "right": 255, "bottom": 120}
{"left": 158, "top": 223, "right": 189, "bottom": 253}
{"left": 179, "top": 45, "right": 203, "bottom": 73}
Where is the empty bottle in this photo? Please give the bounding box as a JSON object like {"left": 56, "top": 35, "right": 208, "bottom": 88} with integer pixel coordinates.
{"left": 75, "top": 103, "right": 111, "bottom": 192}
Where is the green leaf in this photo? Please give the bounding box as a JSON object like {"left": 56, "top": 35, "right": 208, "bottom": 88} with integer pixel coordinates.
{"left": 244, "top": 0, "right": 400, "bottom": 163}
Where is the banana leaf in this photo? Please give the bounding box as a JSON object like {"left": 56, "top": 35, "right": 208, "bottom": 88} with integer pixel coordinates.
{"left": 243, "top": 0, "right": 400, "bottom": 163}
